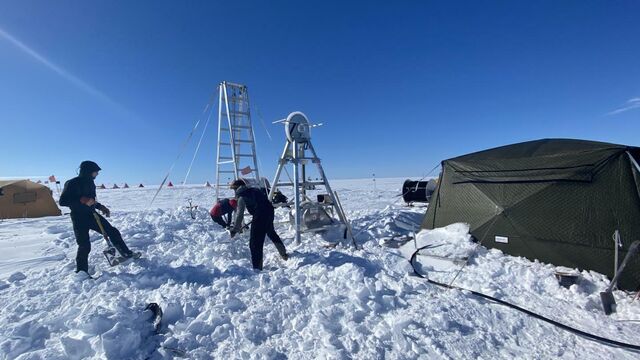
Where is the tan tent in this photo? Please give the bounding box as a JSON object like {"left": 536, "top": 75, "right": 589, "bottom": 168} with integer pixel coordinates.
{"left": 0, "top": 180, "right": 62, "bottom": 219}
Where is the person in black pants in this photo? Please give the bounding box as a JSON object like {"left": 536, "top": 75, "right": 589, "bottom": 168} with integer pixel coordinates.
{"left": 229, "top": 179, "right": 288, "bottom": 270}
{"left": 59, "top": 161, "right": 135, "bottom": 275}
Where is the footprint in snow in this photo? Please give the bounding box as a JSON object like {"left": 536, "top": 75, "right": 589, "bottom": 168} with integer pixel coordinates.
{"left": 44, "top": 224, "right": 69, "bottom": 234}
{"left": 8, "top": 272, "right": 27, "bottom": 283}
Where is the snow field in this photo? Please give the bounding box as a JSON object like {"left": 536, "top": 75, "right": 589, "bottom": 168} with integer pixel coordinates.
{"left": 0, "top": 178, "right": 638, "bottom": 359}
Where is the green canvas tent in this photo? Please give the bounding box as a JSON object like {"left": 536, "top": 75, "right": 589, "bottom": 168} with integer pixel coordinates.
{"left": 422, "top": 139, "right": 640, "bottom": 290}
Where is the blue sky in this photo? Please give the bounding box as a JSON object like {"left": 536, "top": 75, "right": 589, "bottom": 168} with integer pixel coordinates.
{"left": 0, "top": 1, "right": 638, "bottom": 184}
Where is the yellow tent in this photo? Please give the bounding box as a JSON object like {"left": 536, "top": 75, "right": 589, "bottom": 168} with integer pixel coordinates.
{"left": 0, "top": 180, "right": 62, "bottom": 219}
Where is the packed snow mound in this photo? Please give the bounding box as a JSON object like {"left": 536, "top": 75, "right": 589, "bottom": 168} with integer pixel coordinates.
{"left": 0, "top": 178, "right": 639, "bottom": 359}
{"left": 403, "top": 223, "right": 640, "bottom": 353}
{"left": 398, "top": 222, "right": 472, "bottom": 261}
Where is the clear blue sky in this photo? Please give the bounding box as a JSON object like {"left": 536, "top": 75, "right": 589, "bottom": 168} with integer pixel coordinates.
{"left": 1, "top": 1, "right": 639, "bottom": 184}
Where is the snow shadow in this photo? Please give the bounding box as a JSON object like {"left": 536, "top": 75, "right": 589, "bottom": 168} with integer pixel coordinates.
{"left": 105, "top": 261, "right": 218, "bottom": 288}
{"left": 352, "top": 208, "right": 424, "bottom": 244}
{"left": 219, "top": 264, "right": 258, "bottom": 278}
{"left": 295, "top": 251, "right": 382, "bottom": 277}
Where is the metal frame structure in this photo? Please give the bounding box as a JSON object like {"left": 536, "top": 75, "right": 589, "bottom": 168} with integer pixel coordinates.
{"left": 215, "top": 81, "right": 261, "bottom": 200}
{"left": 268, "top": 112, "right": 355, "bottom": 244}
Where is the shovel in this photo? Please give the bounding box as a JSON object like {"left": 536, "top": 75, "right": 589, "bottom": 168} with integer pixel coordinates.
{"left": 601, "top": 240, "right": 640, "bottom": 315}
{"left": 226, "top": 221, "right": 252, "bottom": 238}
{"left": 93, "top": 212, "right": 119, "bottom": 266}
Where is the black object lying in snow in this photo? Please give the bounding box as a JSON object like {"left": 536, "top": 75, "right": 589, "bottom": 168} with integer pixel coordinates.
{"left": 145, "top": 303, "right": 163, "bottom": 333}
{"left": 402, "top": 179, "right": 438, "bottom": 204}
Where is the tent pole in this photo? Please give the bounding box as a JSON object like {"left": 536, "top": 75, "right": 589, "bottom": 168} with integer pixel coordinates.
{"left": 292, "top": 139, "right": 301, "bottom": 244}
{"left": 614, "top": 230, "right": 621, "bottom": 281}
{"left": 627, "top": 151, "right": 640, "bottom": 173}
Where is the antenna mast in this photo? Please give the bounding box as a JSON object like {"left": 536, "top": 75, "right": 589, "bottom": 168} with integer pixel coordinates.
{"left": 269, "top": 112, "right": 354, "bottom": 245}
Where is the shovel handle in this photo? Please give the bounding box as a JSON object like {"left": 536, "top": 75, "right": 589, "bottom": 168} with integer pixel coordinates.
{"left": 92, "top": 212, "right": 108, "bottom": 238}
{"left": 607, "top": 240, "right": 640, "bottom": 292}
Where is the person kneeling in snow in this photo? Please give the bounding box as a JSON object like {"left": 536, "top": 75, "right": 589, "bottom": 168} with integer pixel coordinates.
{"left": 210, "top": 198, "right": 237, "bottom": 228}
{"left": 59, "top": 161, "right": 136, "bottom": 275}
{"left": 229, "top": 179, "right": 288, "bottom": 270}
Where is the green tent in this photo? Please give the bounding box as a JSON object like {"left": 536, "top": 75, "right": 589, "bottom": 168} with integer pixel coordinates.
{"left": 422, "top": 139, "right": 640, "bottom": 290}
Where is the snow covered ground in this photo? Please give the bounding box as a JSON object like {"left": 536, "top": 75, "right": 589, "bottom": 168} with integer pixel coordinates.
{"left": 0, "top": 178, "right": 639, "bottom": 359}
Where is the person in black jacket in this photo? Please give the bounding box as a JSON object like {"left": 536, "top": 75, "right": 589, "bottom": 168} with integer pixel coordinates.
{"left": 229, "top": 179, "right": 288, "bottom": 270}
{"left": 59, "top": 161, "right": 135, "bottom": 274}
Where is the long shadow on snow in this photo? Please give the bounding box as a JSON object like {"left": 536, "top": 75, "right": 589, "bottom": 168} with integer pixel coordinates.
{"left": 102, "top": 259, "right": 261, "bottom": 289}
{"left": 103, "top": 259, "right": 218, "bottom": 288}
{"left": 294, "top": 251, "right": 381, "bottom": 278}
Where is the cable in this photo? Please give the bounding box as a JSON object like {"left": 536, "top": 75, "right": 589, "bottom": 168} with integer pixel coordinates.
{"left": 408, "top": 248, "right": 640, "bottom": 352}
{"left": 183, "top": 105, "right": 214, "bottom": 185}
{"left": 149, "top": 99, "right": 214, "bottom": 207}
{"left": 251, "top": 117, "right": 266, "bottom": 185}
{"left": 446, "top": 216, "right": 499, "bottom": 287}
{"left": 350, "top": 162, "right": 442, "bottom": 240}
{"left": 395, "top": 162, "right": 442, "bottom": 198}
{"left": 254, "top": 103, "right": 273, "bottom": 141}
{"left": 176, "top": 107, "right": 214, "bottom": 217}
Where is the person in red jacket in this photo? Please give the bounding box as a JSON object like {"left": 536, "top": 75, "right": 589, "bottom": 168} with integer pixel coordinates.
{"left": 210, "top": 198, "right": 237, "bottom": 228}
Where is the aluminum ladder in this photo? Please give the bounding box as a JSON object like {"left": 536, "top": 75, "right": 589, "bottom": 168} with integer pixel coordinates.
{"left": 215, "top": 81, "right": 261, "bottom": 200}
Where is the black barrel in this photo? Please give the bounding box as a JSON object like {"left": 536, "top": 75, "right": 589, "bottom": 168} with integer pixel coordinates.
{"left": 402, "top": 179, "right": 437, "bottom": 203}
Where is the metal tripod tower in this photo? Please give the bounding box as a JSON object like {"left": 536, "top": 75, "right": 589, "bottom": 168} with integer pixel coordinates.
{"left": 215, "top": 81, "right": 261, "bottom": 200}
{"left": 269, "top": 112, "right": 355, "bottom": 245}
